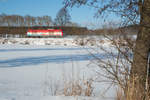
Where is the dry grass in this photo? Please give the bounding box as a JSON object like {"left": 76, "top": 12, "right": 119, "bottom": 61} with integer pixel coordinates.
{"left": 43, "top": 61, "right": 95, "bottom": 96}
{"left": 63, "top": 78, "right": 94, "bottom": 96}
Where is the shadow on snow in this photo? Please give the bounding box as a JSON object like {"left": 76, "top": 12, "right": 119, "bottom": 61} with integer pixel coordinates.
{"left": 0, "top": 53, "right": 110, "bottom": 68}
{"left": 0, "top": 48, "right": 89, "bottom": 52}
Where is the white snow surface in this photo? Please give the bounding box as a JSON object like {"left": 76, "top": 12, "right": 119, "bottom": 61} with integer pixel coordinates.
{"left": 0, "top": 36, "right": 118, "bottom": 100}
{"left": 0, "top": 36, "right": 112, "bottom": 47}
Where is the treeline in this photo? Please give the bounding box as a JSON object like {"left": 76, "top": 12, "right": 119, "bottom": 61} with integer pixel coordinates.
{"left": 0, "top": 13, "right": 53, "bottom": 26}
{"left": 0, "top": 13, "right": 137, "bottom": 36}
{"left": 0, "top": 13, "right": 78, "bottom": 27}
{"left": 0, "top": 26, "right": 88, "bottom": 35}
{"left": 92, "top": 24, "right": 139, "bottom": 35}
{"left": 0, "top": 26, "right": 137, "bottom": 36}
{"left": 0, "top": 13, "right": 88, "bottom": 35}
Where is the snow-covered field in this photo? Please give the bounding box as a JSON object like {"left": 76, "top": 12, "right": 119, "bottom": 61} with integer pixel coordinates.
{"left": 0, "top": 36, "right": 112, "bottom": 46}
{"left": 0, "top": 37, "right": 118, "bottom": 100}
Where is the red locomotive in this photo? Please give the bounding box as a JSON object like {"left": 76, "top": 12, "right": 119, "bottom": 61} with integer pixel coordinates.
{"left": 27, "top": 29, "right": 63, "bottom": 37}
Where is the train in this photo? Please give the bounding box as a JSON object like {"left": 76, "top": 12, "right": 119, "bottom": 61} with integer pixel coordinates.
{"left": 27, "top": 29, "right": 63, "bottom": 37}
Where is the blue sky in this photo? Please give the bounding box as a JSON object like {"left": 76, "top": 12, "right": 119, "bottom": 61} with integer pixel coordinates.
{"left": 0, "top": 0, "right": 120, "bottom": 29}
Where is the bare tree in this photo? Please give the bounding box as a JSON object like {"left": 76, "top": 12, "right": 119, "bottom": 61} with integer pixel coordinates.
{"left": 30, "top": 16, "right": 36, "bottom": 26}
{"left": 54, "top": 7, "right": 71, "bottom": 26}
{"left": 17, "top": 15, "right": 25, "bottom": 26}
{"left": 0, "top": 13, "right": 6, "bottom": 26}
{"left": 0, "top": 14, "right": 54, "bottom": 27}
{"left": 24, "top": 15, "right": 32, "bottom": 27}
{"left": 42, "top": 16, "right": 53, "bottom": 26}
{"left": 36, "top": 16, "right": 43, "bottom": 26}
{"left": 63, "top": 0, "right": 150, "bottom": 99}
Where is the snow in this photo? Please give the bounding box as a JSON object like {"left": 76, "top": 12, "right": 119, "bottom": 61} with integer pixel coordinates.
{"left": 0, "top": 36, "right": 113, "bottom": 47}
{"left": 0, "top": 36, "right": 119, "bottom": 100}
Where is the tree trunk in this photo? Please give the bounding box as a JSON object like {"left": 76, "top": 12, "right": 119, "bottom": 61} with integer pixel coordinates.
{"left": 128, "top": 0, "right": 150, "bottom": 100}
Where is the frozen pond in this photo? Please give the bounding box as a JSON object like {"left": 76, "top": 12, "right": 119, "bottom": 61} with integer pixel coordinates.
{"left": 0, "top": 44, "right": 116, "bottom": 100}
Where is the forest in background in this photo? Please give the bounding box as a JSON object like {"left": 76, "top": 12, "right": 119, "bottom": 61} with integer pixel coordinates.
{"left": 0, "top": 13, "right": 138, "bottom": 36}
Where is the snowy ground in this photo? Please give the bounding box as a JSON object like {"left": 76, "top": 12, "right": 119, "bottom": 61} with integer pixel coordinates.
{"left": 0, "top": 36, "right": 112, "bottom": 46}
{"left": 0, "top": 37, "right": 119, "bottom": 100}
